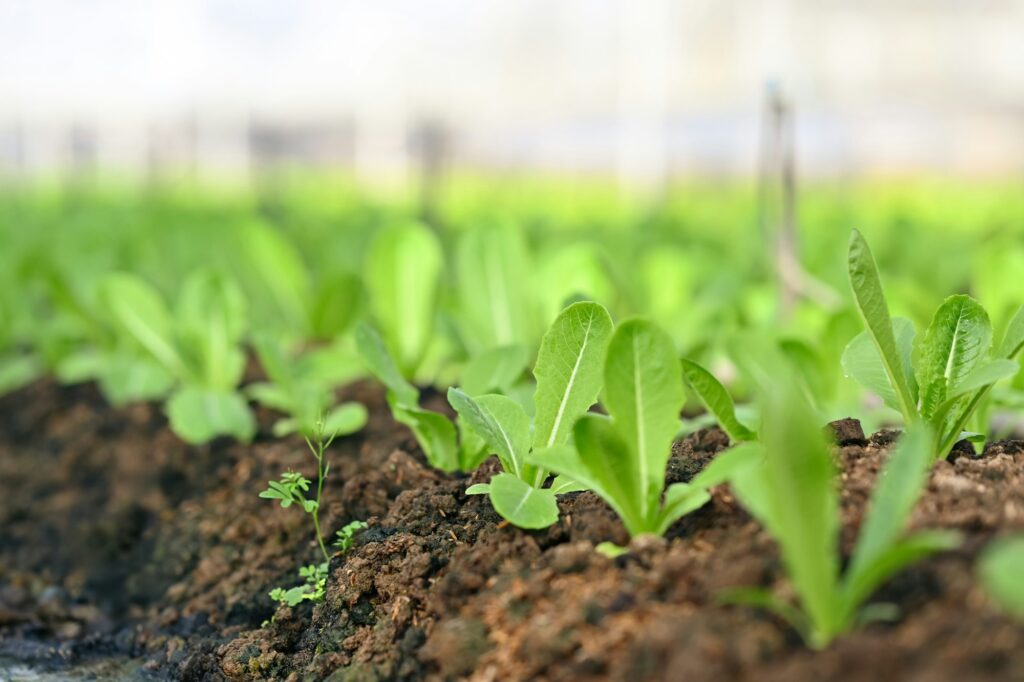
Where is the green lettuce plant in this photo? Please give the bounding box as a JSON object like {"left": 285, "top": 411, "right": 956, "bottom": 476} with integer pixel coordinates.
{"left": 843, "top": 229, "right": 1024, "bottom": 457}
{"left": 355, "top": 322, "right": 490, "bottom": 473}
{"left": 448, "top": 302, "right": 613, "bottom": 529}
{"left": 680, "top": 358, "right": 758, "bottom": 443}
{"left": 248, "top": 334, "right": 367, "bottom": 438}
{"left": 529, "top": 318, "right": 757, "bottom": 538}
{"left": 726, "top": 374, "right": 960, "bottom": 649}
{"left": 100, "top": 269, "right": 256, "bottom": 444}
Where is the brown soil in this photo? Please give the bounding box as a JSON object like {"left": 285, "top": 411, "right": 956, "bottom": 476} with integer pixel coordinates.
{"left": 1, "top": 381, "right": 1023, "bottom": 681}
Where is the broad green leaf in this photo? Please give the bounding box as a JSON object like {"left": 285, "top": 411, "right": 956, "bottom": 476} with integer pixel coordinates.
{"left": 461, "top": 345, "right": 529, "bottom": 396}
{"left": 915, "top": 295, "right": 991, "bottom": 420}
{"left": 456, "top": 417, "right": 490, "bottom": 471}
{"left": 950, "top": 359, "right": 1019, "bottom": 398}
{"left": 240, "top": 222, "right": 310, "bottom": 329}
{"left": 680, "top": 358, "right": 757, "bottom": 442}
{"left": 604, "top": 320, "right": 685, "bottom": 522}
{"left": 996, "top": 305, "right": 1024, "bottom": 359}
{"left": 487, "top": 472, "right": 559, "bottom": 529}
{"left": 465, "top": 483, "right": 491, "bottom": 495}
{"left": 309, "top": 272, "right": 363, "bottom": 339}
{"left": 354, "top": 323, "right": 419, "bottom": 407}
{"left": 447, "top": 389, "right": 530, "bottom": 479}
{"left": 847, "top": 230, "right": 917, "bottom": 422}
{"left": 979, "top": 536, "right": 1024, "bottom": 619}
{"left": 845, "top": 423, "right": 934, "bottom": 599}
{"left": 389, "top": 397, "right": 459, "bottom": 472}
{"left": 177, "top": 270, "right": 248, "bottom": 390}
{"left": 456, "top": 222, "right": 531, "bottom": 351}
{"left": 252, "top": 334, "right": 294, "bottom": 389}
{"left": 841, "top": 318, "right": 916, "bottom": 415}
{"left": 532, "top": 416, "right": 645, "bottom": 536}
{"left": 322, "top": 402, "right": 368, "bottom": 437}
{"left": 166, "top": 387, "right": 256, "bottom": 444}
{"left": 549, "top": 475, "right": 587, "bottom": 495}
{"left": 100, "top": 273, "right": 186, "bottom": 378}
{"left": 532, "top": 302, "right": 613, "bottom": 450}
{"left": 97, "top": 355, "right": 174, "bottom": 406}
{"left": 364, "top": 223, "right": 442, "bottom": 376}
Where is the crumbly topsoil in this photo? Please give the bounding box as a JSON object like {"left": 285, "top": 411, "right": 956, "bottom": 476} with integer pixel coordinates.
{"left": 1, "top": 382, "right": 1023, "bottom": 681}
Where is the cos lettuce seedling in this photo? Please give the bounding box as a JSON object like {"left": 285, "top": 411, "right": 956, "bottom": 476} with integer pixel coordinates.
{"left": 843, "top": 229, "right": 1024, "bottom": 457}
{"left": 680, "top": 358, "right": 758, "bottom": 443}
{"left": 727, "top": 374, "right": 960, "bottom": 648}
{"left": 448, "top": 302, "right": 613, "bottom": 529}
{"left": 529, "top": 318, "right": 756, "bottom": 537}
{"left": 100, "top": 270, "right": 256, "bottom": 444}
{"left": 355, "top": 322, "right": 489, "bottom": 473}
{"left": 248, "top": 334, "right": 367, "bottom": 439}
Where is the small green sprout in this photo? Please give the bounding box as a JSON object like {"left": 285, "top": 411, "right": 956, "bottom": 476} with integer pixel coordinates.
{"left": 334, "top": 520, "right": 369, "bottom": 552}
{"left": 725, "top": 368, "right": 960, "bottom": 649}
{"left": 526, "top": 318, "right": 756, "bottom": 537}
{"left": 269, "top": 563, "right": 328, "bottom": 608}
{"left": 448, "top": 302, "right": 614, "bottom": 529}
{"left": 844, "top": 229, "right": 1024, "bottom": 457}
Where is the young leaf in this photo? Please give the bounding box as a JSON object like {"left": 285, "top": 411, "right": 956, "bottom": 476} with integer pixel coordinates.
{"left": 979, "top": 536, "right": 1024, "bottom": 619}
{"left": 447, "top": 389, "right": 530, "bottom": 479}
{"left": 460, "top": 344, "right": 529, "bottom": 396}
{"left": 166, "top": 387, "right": 256, "bottom": 444}
{"left": 603, "top": 319, "right": 685, "bottom": 522}
{"left": 915, "top": 295, "right": 991, "bottom": 420}
{"left": 455, "top": 222, "right": 532, "bottom": 351}
{"left": 847, "top": 230, "right": 918, "bottom": 422}
{"left": 730, "top": 377, "right": 841, "bottom": 643}
{"left": 842, "top": 319, "right": 917, "bottom": 415}
{"left": 364, "top": 223, "right": 442, "bottom": 376}
{"left": 996, "top": 305, "right": 1024, "bottom": 359}
{"left": 388, "top": 396, "right": 459, "bottom": 473}
{"left": 322, "top": 402, "right": 369, "bottom": 438}
{"left": 487, "top": 472, "right": 559, "bottom": 530}
{"left": 680, "top": 358, "right": 757, "bottom": 442}
{"left": 177, "top": 270, "right": 248, "bottom": 390}
{"left": 532, "top": 301, "right": 613, "bottom": 451}
{"left": 240, "top": 222, "right": 310, "bottom": 330}
{"left": 354, "top": 322, "right": 419, "bottom": 407}
{"left": 100, "top": 273, "right": 187, "bottom": 378}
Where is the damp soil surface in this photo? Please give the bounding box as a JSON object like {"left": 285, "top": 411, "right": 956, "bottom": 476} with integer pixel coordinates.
{"left": 1, "top": 382, "right": 1024, "bottom": 681}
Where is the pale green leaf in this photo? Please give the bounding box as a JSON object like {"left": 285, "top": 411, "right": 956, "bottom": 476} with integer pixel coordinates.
{"left": 680, "top": 358, "right": 757, "bottom": 442}
{"left": 354, "top": 322, "right": 419, "bottom": 407}
{"left": 604, "top": 320, "right": 685, "bottom": 522}
{"left": 532, "top": 301, "right": 613, "bottom": 450}
{"left": 447, "top": 389, "right": 530, "bottom": 479}
{"left": 915, "top": 295, "right": 991, "bottom": 420}
{"left": 364, "top": 223, "right": 442, "bottom": 376}
{"left": 847, "top": 230, "right": 918, "bottom": 422}
{"left": 841, "top": 318, "right": 916, "bottom": 415}
{"left": 239, "top": 222, "right": 310, "bottom": 329}
{"left": 165, "top": 387, "right": 256, "bottom": 444}
{"left": 177, "top": 270, "right": 248, "bottom": 390}
{"left": 487, "top": 472, "right": 560, "bottom": 529}
{"left": 456, "top": 222, "right": 532, "bottom": 350}
{"left": 461, "top": 344, "right": 529, "bottom": 396}
{"left": 322, "top": 402, "right": 368, "bottom": 437}
{"left": 100, "top": 273, "right": 186, "bottom": 378}
{"left": 996, "top": 305, "right": 1024, "bottom": 359}
{"left": 656, "top": 483, "right": 711, "bottom": 535}
{"left": 388, "top": 396, "right": 459, "bottom": 472}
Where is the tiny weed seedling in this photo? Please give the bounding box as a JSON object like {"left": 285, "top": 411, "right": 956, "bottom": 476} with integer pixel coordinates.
{"left": 260, "top": 422, "right": 368, "bottom": 614}
{"left": 844, "top": 230, "right": 1024, "bottom": 457}
{"left": 726, "top": 373, "right": 960, "bottom": 648}
{"left": 448, "top": 302, "right": 614, "bottom": 529}
{"left": 100, "top": 270, "right": 256, "bottom": 444}
{"left": 528, "top": 318, "right": 757, "bottom": 538}
{"left": 978, "top": 536, "right": 1024, "bottom": 620}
